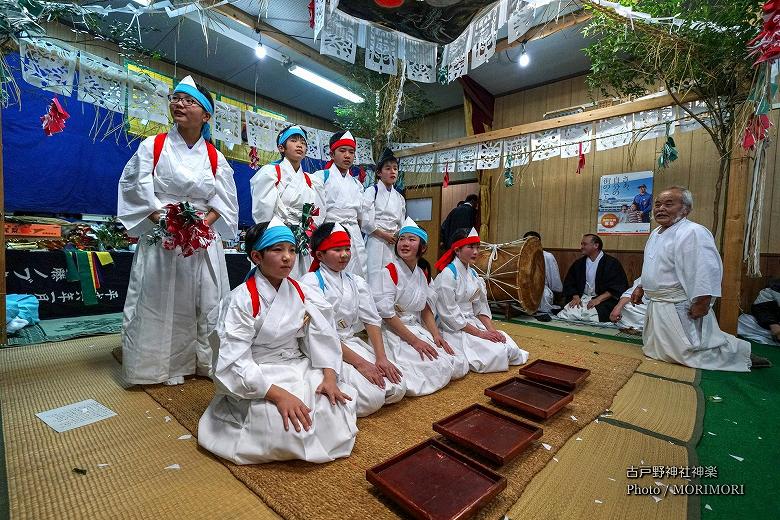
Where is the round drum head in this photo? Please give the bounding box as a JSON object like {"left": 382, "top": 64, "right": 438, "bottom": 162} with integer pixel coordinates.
{"left": 474, "top": 237, "right": 545, "bottom": 314}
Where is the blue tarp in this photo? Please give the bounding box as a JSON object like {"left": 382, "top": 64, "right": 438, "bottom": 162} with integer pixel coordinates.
{"left": 1, "top": 53, "right": 343, "bottom": 227}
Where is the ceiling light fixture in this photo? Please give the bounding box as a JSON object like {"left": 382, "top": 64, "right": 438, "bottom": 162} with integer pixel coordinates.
{"left": 518, "top": 43, "right": 530, "bottom": 67}
{"left": 255, "top": 41, "right": 267, "bottom": 60}
{"left": 288, "top": 64, "right": 364, "bottom": 103}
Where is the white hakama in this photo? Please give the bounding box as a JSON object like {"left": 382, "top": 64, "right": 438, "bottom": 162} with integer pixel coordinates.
{"left": 434, "top": 259, "right": 528, "bottom": 375}
{"left": 250, "top": 157, "right": 324, "bottom": 278}
{"left": 117, "top": 127, "right": 238, "bottom": 385}
{"left": 362, "top": 184, "right": 405, "bottom": 285}
{"left": 617, "top": 278, "right": 647, "bottom": 332}
{"left": 198, "top": 272, "right": 358, "bottom": 464}
{"left": 538, "top": 250, "right": 563, "bottom": 314}
{"left": 312, "top": 164, "right": 370, "bottom": 277}
{"left": 301, "top": 266, "right": 406, "bottom": 417}
{"left": 374, "top": 260, "right": 454, "bottom": 396}
{"left": 640, "top": 219, "right": 751, "bottom": 372}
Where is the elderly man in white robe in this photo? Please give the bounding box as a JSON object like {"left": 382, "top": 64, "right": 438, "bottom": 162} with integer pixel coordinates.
{"left": 631, "top": 186, "right": 770, "bottom": 370}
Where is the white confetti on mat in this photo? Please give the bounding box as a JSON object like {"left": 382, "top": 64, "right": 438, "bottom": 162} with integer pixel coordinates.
{"left": 594, "top": 500, "right": 603, "bottom": 504}
{"left": 553, "top": 457, "right": 559, "bottom": 462}
{"left": 705, "top": 504, "right": 712, "bottom": 511}
{"left": 164, "top": 416, "right": 172, "bottom": 423}
{"left": 608, "top": 477, "right": 616, "bottom": 481}
{"left": 576, "top": 437, "right": 583, "bottom": 441}
{"left": 729, "top": 454, "right": 744, "bottom": 462}
{"left": 758, "top": 436, "right": 763, "bottom": 440}
{"left": 707, "top": 431, "right": 717, "bottom": 436}
{"left": 542, "top": 443, "right": 552, "bottom": 451}
{"left": 570, "top": 415, "right": 578, "bottom": 421}
{"left": 164, "top": 464, "right": 181, "bottom": 470}
{"left": 641, "top": 408, "right": 648, "bottom": 412}
{"left": 652, "top": 496, "right": 662, "bottom": 503}
{"left": 97, "top": 463, "right": 110, "bottom": 468}
{"left": 178, "top": 434, "right": 192, "bottom": 440}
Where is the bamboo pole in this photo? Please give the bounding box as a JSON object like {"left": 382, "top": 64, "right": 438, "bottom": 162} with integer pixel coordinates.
{"left": 719, "top": 135, "right": 750, "bottom": 334}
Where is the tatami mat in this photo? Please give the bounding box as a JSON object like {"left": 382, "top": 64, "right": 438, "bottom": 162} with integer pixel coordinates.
{"left": 609, "top": 373, "right": 701, "bottom": 444}
{"left": 0, "top": 335, "right": 277, "bottom": 520}
{"left": 508, "top": 421, "right": 690, "bottom": 520}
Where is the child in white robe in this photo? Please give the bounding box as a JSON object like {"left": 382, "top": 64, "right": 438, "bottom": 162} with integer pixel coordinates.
{"left": 374, "top": 218, "right": 456, "bottom": 396}
{"left": 434, "top": 228, "right": 528, "bottom": 374}
{"left": 250, "top": 125, "right": 324, "bottom": 278}
{"left": 311, "top": 131, "right": 370, "bottom": 277}
{"left": 198, "top": 218, "right": 358, "bottom": 465}
{"left": 301, "top": 223, "right": 405, "bottom": 417}
{"left": 362, "top": 148, "right": 405, "bottom": 285}
{"left": 117, "top": 76, "right": 238, "bottom": 386}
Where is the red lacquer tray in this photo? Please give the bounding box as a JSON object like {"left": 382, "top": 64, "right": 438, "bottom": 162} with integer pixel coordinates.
{"left": 485, "top": 377, "right": 574, "bottom": 419}
{"left": 518, "top": 359, "right": 591, "bottom": 390}
{"left": 432, "top": 404, "right": 543, "bottom": 465}
{"left": 366, "top": 438, "right": 507, "bottom": 520}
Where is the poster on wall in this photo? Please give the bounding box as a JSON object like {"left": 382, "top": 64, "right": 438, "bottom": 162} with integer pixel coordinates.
{"left": 597, "top": 171, "right": 654, "bottom": 235}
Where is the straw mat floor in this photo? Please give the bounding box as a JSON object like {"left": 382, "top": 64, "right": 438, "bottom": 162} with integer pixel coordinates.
{"left": 0, "top": 335, "right": 276, "bottom": 520}
{"left": 145, "top": 326, "right": 641, "bottom": 520}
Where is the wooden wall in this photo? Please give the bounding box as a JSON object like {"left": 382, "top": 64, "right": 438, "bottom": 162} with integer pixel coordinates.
{"left": 43, "top": 23, "right": 335, "bottom": 130}
{"left": 411, "top": 74, "right": 780, "bottom": 309}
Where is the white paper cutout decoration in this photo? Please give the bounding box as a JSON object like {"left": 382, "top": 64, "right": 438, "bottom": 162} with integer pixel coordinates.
{"left": 560, "top": 124, "right": 592, "bottom": 159}
{"left": 503, "top": 135, "right": 531, "bottom": 166}
{"left": 20, "top": 38, "right": 78, "bottom": 96}
{"left": 531, "top": 129, "right": 560, "bottom": 161}
{"left": 477, "top": 140, "right": 503, "bottom": 169}
{"left": 212, "top": 100, "right": 242, "bottom": 145}
{"left": 77, "top": 52, "right": 127, "bottom": 113}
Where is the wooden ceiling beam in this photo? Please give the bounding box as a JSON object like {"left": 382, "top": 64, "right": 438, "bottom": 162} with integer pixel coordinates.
{"left": 495, "top": 10, "right": 592, "bottom": 55}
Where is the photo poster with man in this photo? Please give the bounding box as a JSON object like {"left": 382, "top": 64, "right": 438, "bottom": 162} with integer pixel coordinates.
{"left": 597, "top": 171, "right": 654, "bottom": 235}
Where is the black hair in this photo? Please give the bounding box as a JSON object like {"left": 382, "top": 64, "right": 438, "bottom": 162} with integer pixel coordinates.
{"left": 523, "top": 231, "right": 541, "bottom": 240}
{"left": 194, "top": 84, "right": 214, "bottom": 143}
{"left": 245, "top": 221, "right": 270, "bottom": 258}
{"left": 395, "top": 235, "right": 428, "bottom": 259}
{"left": 310, "top": 222, "right": 351, "bottom": 253}
{"left": 195, "top": 84, "right": 214, "bottom": 113}
{"left": 584, "top": 233, "right": 603, "bottom": 251}
{"left": 465, "top": 194, "right": 479, "bottom": 204}
{"left": 418, "top": 257, "right": 432, "bottom": 283}
{"left": 276, "top": 124, "right": 308, "bottom": 159}
{"left": 329, "top": 131, "right": 354, "bottom": 148}
{"left": 449, "top": 228, "right": 472, "bottom": 245}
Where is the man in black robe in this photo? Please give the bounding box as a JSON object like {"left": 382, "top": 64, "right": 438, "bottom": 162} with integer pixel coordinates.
{"left": 748, "top": 280, "right": 780, "bottom": 343}
{"left": 440, "top": 194, "right": 479, "bottom": 249}
{"left": 559, "top": 234, "right": 628, "bottom": 322}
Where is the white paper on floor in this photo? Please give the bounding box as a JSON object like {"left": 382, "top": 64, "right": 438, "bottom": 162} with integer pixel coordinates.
{"left": 35, "top": 399, "right": 117, "bottom": 433}
{"left": 178, "top": 434, "right": 192, "bottom": 440}
{"left": 164, "top": 464, "right": 181, "bottom": 470}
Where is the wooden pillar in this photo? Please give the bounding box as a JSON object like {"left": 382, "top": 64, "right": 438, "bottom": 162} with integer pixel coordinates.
{"left": 719, "top": 140, "right": 750, "bottom": 334}
{"left": 0, "top": 107, "right": 5, "bottom": 345}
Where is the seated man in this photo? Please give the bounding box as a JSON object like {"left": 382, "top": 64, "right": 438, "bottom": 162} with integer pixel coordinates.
{"left": 523, "top": 231, "right": 562, "bottom": 319}
{"left": 610, "top": 278, "right": 647, "bottom": 334}
{"left": 632, "top": 186, "right": 770, "bottom": 370}
{"left": 737, "top": 279, "right": 780, "bottom": 346}
{"left": 556, "top": 234, "right": 628, "bottom": 323}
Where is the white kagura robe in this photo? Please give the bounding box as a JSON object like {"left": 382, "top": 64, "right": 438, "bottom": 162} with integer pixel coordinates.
{"left": 117, "top": 126, "right": 238, "bottom": 385}
{"left": 641, "top": 219, "right": 751, "bottom": 372}
{"left": 538, "top": 250, "right": 563, "bottom": 314}
{"left": 198, "top": 272, "right": 358, "bottom": 465}
{"left": 301, "top": 266, "right": 406, "bottom": 416}
{"left": 374, "top": 259, "right": 454, "bottom": 396}
{"left": 617, "top": 278, "right": 647, "bottom": 331}
{"left": 434, "top": 259, "right": 528, "bottom": 375}
{"left": 361, "top": 184, "right": 405, "bottom": 285}
{"left": 250, "top": 157, "right": 324, "bottom": 278}
{"left": 312, "top": 164, "right": 370, "bottom": 277}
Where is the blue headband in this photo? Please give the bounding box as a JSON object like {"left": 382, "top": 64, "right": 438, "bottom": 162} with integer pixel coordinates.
{"left": 253, "top": 225, "right": 296, "bottom": 251}
{"left": 278, "top": 126, "right": 307, "bottom": 147}
{"left": 399, "top": 226, "right": 428, "bottom": 243}
{"left": 173, "top": 81, "right": 213, "bottom": 140}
